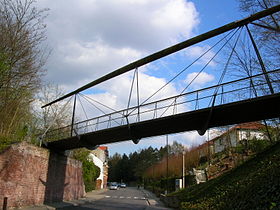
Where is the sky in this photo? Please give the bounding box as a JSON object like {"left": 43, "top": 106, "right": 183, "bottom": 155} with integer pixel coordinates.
{"left": 36, "top": 0, "right": 243, "bottom": 156}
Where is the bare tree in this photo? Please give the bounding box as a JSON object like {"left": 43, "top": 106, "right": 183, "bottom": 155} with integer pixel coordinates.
{"left": 237, "top": 0, "right": 280, "bottom": 71}
{"left": 0, "top": 0, "right": 48, "bottom": 145}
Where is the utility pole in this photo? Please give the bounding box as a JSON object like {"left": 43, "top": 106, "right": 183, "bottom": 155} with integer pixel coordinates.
{"left": 182, "top": 149, "right": 185, "bottom": 188}
{"left": 166, "top": 135, "right": 169, "bottom": 194}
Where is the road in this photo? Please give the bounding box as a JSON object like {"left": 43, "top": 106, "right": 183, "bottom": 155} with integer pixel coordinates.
{"left": 56, "top": 187, "right": 170, "bottom": 210}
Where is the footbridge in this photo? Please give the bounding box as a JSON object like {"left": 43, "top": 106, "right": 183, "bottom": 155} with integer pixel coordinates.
{"left": 40, "top": 5, "right": 280, "bottom": 150}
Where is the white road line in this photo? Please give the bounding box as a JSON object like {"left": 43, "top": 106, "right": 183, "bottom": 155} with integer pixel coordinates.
{"left": 134, "top": 197, "right": 138, "bottom": 199}
{"left": 105, "top": 196, "right": 111, "bottom": 198}
{"left": 119, "top": 196, "right": 124, "bottom": 199}
{"left": 127, "top": 197, "right": 131, "bottom": 199}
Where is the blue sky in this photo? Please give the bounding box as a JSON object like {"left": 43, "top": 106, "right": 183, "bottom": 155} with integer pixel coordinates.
{"left": 37, "top": 0, "right": 245, "bottom": 156}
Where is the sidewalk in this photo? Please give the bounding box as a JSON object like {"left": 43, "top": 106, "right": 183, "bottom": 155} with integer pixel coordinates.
{"left": 17, "top": 189, "right": 108, "bottom": 210}
{"left": 140, "top": 188, "right": 172, "bottom": 210}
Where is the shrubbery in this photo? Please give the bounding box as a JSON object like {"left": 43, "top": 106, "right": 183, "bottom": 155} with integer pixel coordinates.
{"left": 72, "top": 148, "right": 100, "bottom": 192}
{"left": 170, "top": 141, "right": 280, "bottom": 209}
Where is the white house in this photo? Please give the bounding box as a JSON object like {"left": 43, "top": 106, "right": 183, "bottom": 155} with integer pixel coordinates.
{"left": 88, "top": 146, "right": 108, "bottom": 189}
{"left": 212, "top": 122, "right": 266, "bottom": 153}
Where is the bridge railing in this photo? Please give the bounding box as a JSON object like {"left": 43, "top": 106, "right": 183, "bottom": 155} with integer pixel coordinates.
{"left": 43, "top": 69, "right": 280, "bottom": 142}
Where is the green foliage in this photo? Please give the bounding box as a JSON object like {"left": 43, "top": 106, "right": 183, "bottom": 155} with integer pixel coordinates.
{"left": 82, "top": 160, "right": 100, "bottom": 192}
{"left": 170, "top": 141, "right": 280, "bottom": 210}
{"left": 234, "top": 139, "right": 270, "bottom": 154}
{"left": 0, "top": 0, "right": 48, "bottom": 149}
{"left": 108, "top": 146, "right": 160, "bottom": 183}
{"left": 73, "top": 148, "right": 100, "bottom": 192}
{"left": 0, "top": 136, "right": 20, "bottom": 152}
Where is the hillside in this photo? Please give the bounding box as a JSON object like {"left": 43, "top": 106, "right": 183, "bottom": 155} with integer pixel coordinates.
{"left": 169, "top": 141, "right": 280, "bottom": 209}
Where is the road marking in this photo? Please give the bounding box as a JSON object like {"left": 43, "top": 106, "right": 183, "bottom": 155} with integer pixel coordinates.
{"left": 104, "top": 195, "right": 148, "bottom": 200}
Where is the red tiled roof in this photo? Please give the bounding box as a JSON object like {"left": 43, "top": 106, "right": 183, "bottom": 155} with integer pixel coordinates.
{"left": 210, "top": 121, "right": 264, "bottom": 142}
{"left": 233, "top": 121, "right": 265, "bottom": 130}
{"left": 98, "top": 146, "right": 108, "bottom": 151}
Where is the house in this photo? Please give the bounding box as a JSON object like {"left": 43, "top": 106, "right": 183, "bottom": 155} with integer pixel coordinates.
{"left": 212, "top": 122, "right": 266, "bottom": 153}
{"left": 89, "top": 146, "right": 109, "bottom": 189}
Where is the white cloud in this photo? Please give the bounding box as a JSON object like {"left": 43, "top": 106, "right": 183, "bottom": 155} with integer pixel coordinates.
{"left": 185, "top": 72, "right": 215, "bottom": 89}
{"left": 36, "top": 0, "right": 203, "bottom": 154}
{"left": 185, "top": 45, "right": 217, "bottom": 67}
{"left": 37, "top": 0, "right": 199, "bottom": 90}
{"left": 75, "top": 71, "right": 184, "bottom": 121}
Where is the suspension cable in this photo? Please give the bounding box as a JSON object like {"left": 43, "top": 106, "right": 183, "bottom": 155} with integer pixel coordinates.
{"left": 160, "top": 27, "right": 241, "bottom": 117}
{"left": 126, "top": 69, "right": 137, "bottom": 114}
{"left": 79, "top": 93, "right": 122, "bottom": 126}
{"left": 209, "top": 26, "right": 244, "bottom": 106}
{"left": 79, "top": 93, "right": 122, "bottom": 115}
{"left": 77, "top": 94, "right": 89, "bottom": 120}
{"left": 40, "top": 95, "right": 73, "bottom": 143}
{"left": 127, "top": 28, "right": 239, "bottom": 117}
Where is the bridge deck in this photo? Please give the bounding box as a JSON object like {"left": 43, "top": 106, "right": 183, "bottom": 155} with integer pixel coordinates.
{"left": 45, "top": 93, "right": 280, "bottom": 150}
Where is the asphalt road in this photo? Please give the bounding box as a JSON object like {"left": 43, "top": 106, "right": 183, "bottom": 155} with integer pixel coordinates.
{"left": 57, "top": 187, "right": 170, "bottom": 210}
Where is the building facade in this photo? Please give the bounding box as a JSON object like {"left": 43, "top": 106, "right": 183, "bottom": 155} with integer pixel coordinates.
{"left": 212, "top": 122, "right": 266, "bottom": 153}
{"left": 89, "top": 146, "right": 109, "bottom": 189}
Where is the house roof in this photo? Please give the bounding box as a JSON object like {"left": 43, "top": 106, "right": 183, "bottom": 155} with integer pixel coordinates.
{"left": 211, "top": 121, "right": 265, "bottom": 142}
{"left": 233, "top": 121, "right": 265, "bottom": 130}
{"left": 98, "top": 146, "right": 108, "bottom": 151}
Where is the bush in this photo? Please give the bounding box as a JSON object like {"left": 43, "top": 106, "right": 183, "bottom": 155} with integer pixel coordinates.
{"left": 171, "top": 142, "right": 280, "bottom": 209}
{"left": 82, "top": 160, "right": 100, "bottom": 192}
{"left": 72, "top": 148, "right": 100, "bottom": 192}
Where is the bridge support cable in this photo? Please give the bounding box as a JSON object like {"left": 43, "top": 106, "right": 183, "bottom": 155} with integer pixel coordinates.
{"left": 125, "top": 68, "right": 142, "bottom": 143}
{"left": 76, "top": 94, "right": 91, "bottom": 133}
{"left": 209, "top": 27, "right": 244, "bottom": 107}
{"left": 126, "top": 68, "right": 137, "bottom": 113}
{"left": 39, "top": 95, "right": 73, "bottom": 146}
{"left": 136, "top": 68, "right": 140, "bottom": 122}
{"left": 70, "top": 94, "right": 77, "bottom": 137}
{"left": 246, "top": 24, "right": 275, "bottom": 94}
{"left": 78, "top": 93, "right": 122, "bottom": 128}
{"left": 128, "top": 28, "right": 239, "bottom": 118}
{"left": 198, "top": 93, "right": 217, "bottom": 136}
{"left": 245, "top": 24, "right": 278, "bottom": 143}
{"left": 160, "top": 28, "right": 241, "bottom": 118}
{"left": 79, "top": 93, "right": 120, "bottom": 114}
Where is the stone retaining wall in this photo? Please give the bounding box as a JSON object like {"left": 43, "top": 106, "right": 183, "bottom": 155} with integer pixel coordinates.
{"left": 0, "top": 142, "right": 85, "bottom": 208}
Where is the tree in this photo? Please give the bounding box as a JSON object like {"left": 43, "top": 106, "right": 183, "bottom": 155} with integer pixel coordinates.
{"left": 233, "top": 0, "right": 280, "bottom": 140}
{"left": 0, "top": 0, "right": 48, "bottom": 149}
{"left": 72, "top": 148, "right": 100, "bottom": 192}
{"left": 108, "top": 153, "right": 122, "bottom": 181}
{"left": 169, "top": 141, "right": 185, "bottom": 155}
{"left": 234, "top": 0, "right": 280, "bottom": 83}
{"left": 32, "top": 84, "right": 72, "bottom": 143}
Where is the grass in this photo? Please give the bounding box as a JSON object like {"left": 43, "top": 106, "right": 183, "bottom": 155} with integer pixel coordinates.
{"left": 169, "top": 141, "right": 280, "bottom": 210}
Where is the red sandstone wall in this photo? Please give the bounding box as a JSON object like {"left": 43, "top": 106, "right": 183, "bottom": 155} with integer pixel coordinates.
{"left": 0, "top": 142, "right": 85, "bottom": 208}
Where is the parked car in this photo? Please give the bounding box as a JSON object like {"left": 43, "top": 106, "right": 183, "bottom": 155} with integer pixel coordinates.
{"left": 120, "top": 183, "right": 126, "bottom": 188}
{"left": 109, "top": 183, "right": 119, "bottom": 190}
